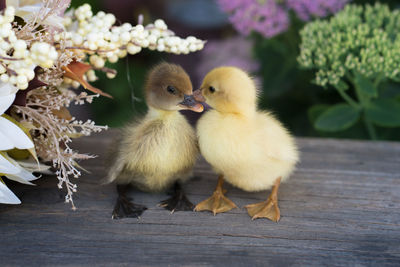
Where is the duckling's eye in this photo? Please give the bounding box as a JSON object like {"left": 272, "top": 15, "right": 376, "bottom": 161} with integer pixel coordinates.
{"left": 209, "top": 86, "right": 216, "bottom": 93}
{"left": 166, "top": 85, "right": 176, "bottom": 94}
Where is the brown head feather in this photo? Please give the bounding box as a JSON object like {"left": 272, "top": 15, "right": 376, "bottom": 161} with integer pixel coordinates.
{"left": 145, "top": 62, "right": 196, "bottom": 111}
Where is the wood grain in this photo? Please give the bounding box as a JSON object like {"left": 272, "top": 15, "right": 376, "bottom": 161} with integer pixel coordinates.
{"left": 0, "top": 129, "right": 399, "bottom": 266}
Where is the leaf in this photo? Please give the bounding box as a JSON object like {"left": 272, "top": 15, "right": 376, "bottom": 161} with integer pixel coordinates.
{"left": 7, "top": 148, "right": 30, "bottom": 160}
{"left": 62, "top": 61, "right": 113, "bottom": 98}
{"left": 65, "top": 132, "right": 84, "bottom": 138}
{"left": 315, "top": 103, "right": 360, "bottom": 132}
{"left": 308, "top": 104, "right": 330, "bottom": 124}
{"left": 365, "top": 99, "right": 400, "bottom": 127}
{"left": 354, "top": 72, "right": 378, "bottom": 97}
{"left": 13, "top": 16, "right": 26, "bottom": 27}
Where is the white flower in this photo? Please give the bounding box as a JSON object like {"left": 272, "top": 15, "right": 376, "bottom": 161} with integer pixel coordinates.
{"left": 0, "top": 116, "right": 34, "bottom": 150}
{"left": 0, "top": 179, "right": 21, "bottom": 204}
{"left": 0, "top": 82, "right": 39, "bottom": 204}
{"left": 6, "top": 0, "right": 68, "bottom": 30}
{"left": 0, "top": 83, "right": 34, "bottom": 150}
{"left": 1, "top": 153, "right": 38, "bottom": 185}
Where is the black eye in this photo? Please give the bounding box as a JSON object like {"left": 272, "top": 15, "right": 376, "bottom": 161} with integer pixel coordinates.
{"left": 166, "top": 85, "right": 176, "bottom": 94}
{"left": 209, "top": 86, "right": 216, "bottom": 93}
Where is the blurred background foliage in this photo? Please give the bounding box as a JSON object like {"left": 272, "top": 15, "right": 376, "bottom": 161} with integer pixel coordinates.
{"left": 253, "top": 0, "right": 400, "bottom": 140}
{"left": 70, "top": 0, "right": 400, "bottom": 140}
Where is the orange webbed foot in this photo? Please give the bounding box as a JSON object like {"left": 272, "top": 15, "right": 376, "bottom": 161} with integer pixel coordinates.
{"left": 195, "top": 190, "right": 237, "bottom": 215}
{"left": 194, "top": 175, "right": 237, "bottom": 215}
{"left": 245, "top": 199, "right": 280, "bottom": 222}
{"left": 245, "top": 177, "right": 282, "bottom": 222}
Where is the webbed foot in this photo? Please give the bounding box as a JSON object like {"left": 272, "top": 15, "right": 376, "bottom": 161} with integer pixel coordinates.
{"left": 245, "top": 177, "right": 282, "bottom": 222}
{"left": 112, "top": 184, "right": 147, "bottom": 219}
{"left": 194, "top": 175, "right": 237, "bottom": 215}
{"left": 245, "top": 199, "right": 280, "bottom": 222}
{"left": 159, "top": 182, "right": 194, "bottom": 213}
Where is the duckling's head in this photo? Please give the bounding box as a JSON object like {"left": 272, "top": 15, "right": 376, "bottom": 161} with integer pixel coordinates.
{"left": 145, "top": 62, "right": 203, "bottom": 112}
{"left": 198, "top": 66, "right": 257, "bottom": 115}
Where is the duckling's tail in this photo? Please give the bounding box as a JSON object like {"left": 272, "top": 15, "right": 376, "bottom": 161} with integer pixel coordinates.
{"left": 100, "top": 133, "right": 124, "bottom": 185}
{"left": 101, "top": 158, "right": 125, "bottom": 185}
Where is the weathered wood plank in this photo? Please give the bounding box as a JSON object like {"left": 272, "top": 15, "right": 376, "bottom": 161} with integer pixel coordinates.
{"left": 0, "top": 129, "right": 399, "bottom": 266}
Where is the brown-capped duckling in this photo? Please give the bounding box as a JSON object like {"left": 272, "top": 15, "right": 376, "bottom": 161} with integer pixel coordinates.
{"left": 105, "top": 62, "right": 203, "bottom": 219}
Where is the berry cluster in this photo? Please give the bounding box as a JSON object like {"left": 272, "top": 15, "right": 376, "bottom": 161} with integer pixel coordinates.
{"left": 56, "top": 4, "right": 204, "bottom": 85}
{"left": 0, "top": 7, "right": 58, "bottom": 90}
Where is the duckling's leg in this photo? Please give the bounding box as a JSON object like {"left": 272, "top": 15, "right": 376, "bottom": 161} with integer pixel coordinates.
{"left": 158, "top": 182, "right": 194, "bottom": 213}
{"left": 112, "top": 184, "right": 147, "bottom": 219}
{"left": 245, "top": 177, "right": 281, "bottom": 222}
{"left": 194, "top": 175, "right": 238, "bottom": 215}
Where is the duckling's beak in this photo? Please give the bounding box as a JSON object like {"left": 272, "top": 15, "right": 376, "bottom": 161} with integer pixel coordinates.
{"left": 193, "top": 88, "right": 206, "bottom": 102}
{"left": 178, "top": 94, "right": 204, "bottom": 112}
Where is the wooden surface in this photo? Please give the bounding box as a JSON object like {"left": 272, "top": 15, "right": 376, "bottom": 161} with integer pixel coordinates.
{"left": 1, "top": 129, "right": 399, "bottom": 266}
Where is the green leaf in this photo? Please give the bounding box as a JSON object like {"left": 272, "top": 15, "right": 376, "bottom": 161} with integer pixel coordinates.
{"left": 315, "top": 103, "right": 361, "bottom": 132}
{"left": 354, "top": 72, "right": 378, "bottom": 97}
{"left": 308, "top": 104, "right": 330, "bottom": 124}
{"left": 365, "top": 99, "right": 400, "bottom": 127}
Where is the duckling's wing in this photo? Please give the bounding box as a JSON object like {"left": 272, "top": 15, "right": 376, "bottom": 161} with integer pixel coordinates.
{"left": 258, "top": 112, "right": 299, "bottom": 163}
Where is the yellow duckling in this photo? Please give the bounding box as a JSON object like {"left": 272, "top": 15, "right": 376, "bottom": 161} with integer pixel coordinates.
{"left": 105, "top": 62, "right": 203, "bottom": 219}
{"left": 194, "top": 66, "right": 299, "bottom": 222}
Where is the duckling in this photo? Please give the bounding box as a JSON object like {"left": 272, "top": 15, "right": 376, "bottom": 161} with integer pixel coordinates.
{"left": 194, "top": 66, "right": 299, "bottom": 222}
{"left": 105, "top": 62, "right": 204, "bottom": 219}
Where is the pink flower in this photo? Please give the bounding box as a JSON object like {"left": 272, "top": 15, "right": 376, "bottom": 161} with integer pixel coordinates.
{"left": 287, "top": 0, "right": 349, "bottom": 21}
{"left": 217, "top": 0, "right": 350, "bottom": 38}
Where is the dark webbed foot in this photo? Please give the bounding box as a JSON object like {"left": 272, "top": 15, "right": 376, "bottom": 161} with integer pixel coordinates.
{"left": 112, "top": 184, "right": 147, "bottom": 219}
{"left": 159, "top": 182, "right": 194, "bottom": 213}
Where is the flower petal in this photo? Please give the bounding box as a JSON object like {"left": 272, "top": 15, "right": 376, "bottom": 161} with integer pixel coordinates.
{"left": 5, "top": 174, "right": 36, "bottom": 185}
{"left": 41, "top": 14, "right": 65, "bottom": 30}
{"left": 2, "top": 154, "right": 38, "bottom": 184}
{"left": 0, "top": 82, "right": 18, "bottom": 97}
{"left": 0, "top": 131, "right": 14, "bottom": 150}
{"left": 0, "top": 93, "right": 16, "bottom": 115}
{"left": 17, "top": 4, "right": 41, "bottom": 13}
{"left": 0, "top": 180, "right": 21, "bottom": 204}
{"left": 0, "top": 116, "right": 34, "bottom": 149}
{"left": 5, "top": 0, "right": 20, "bottom": 9}
{"left": 18, "top": 160, "right": 52, "bottom": 175}
{"left": 0, "top": 154, "right": 20, "bottom": 175}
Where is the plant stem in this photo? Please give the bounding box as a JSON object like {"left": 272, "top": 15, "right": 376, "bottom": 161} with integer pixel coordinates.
{"left": 373, "top": 73, "right": 384, "bottom": 88}
{"left": 336, "top": 87, "right": 360, "bottom": 109}
{"left": 350, "top": 73, "right": 378, "bottom": 140}
{"left": 363, "top": 116, "right": 377, "bottom": 140}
